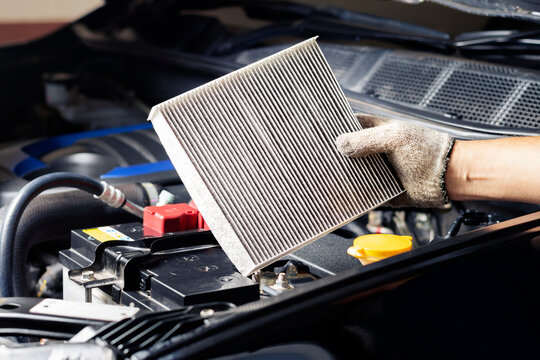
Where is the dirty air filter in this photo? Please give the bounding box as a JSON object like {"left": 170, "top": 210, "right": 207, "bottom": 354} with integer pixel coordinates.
{"left": 149, "top": 38, "right": 403, "bottom": 275}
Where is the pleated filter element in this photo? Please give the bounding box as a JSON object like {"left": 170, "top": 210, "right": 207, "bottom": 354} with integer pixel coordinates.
{"left": 149, "top": 38, "right": 404, "bottom": 275}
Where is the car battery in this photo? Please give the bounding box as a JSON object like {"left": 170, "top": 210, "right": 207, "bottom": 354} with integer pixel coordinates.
{"left": 59, "top": 222, "right": 259, "bottom": 311}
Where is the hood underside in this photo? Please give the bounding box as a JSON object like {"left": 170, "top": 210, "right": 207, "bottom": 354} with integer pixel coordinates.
{"left": 414, "top": 0, "right": 540, "bottom": 22}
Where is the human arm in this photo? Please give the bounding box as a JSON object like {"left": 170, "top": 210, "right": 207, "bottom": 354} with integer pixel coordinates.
{"left": 336, "top": 115, "right": 540, "bottom": 207}
{"left": 446, "top": 137, "right": 540, "bottom": 204}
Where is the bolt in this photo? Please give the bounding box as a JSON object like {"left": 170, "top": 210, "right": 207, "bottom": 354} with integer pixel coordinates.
{"left": 200, "top": 308, "right": 215, "bottom": 317}
{"left": 217, "top": 276, "right": 235, "bottom": 283}
{"left": 272, "top": 273, "right": 292, "bottom": 290}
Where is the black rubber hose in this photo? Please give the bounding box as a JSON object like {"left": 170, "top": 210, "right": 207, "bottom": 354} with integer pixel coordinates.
{"left": 0, "top": 182, "right": 149, "bottom": 297}
{"left": 0, "top": 173, "right": 103, "bottom": 297}
{"left": 0, "top": 173, "right": 148, "bottom": 297}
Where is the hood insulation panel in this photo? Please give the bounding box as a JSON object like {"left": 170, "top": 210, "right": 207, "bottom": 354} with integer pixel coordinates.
{"left": 149, "top": 38, "right": 403, "bottom": 275}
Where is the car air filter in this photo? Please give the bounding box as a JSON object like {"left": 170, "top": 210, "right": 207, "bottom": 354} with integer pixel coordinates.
{"left": 148, "top": 38, "right": 404, "bottom": 275}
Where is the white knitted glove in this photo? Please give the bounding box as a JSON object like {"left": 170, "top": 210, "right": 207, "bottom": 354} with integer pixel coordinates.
{"left": 336, "top": 115, "right": 455, "bottom": 208}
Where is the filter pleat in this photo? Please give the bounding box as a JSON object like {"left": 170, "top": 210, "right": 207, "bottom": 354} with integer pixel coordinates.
{"left": 149, "top": 38, "right": 404, "bottom": 274}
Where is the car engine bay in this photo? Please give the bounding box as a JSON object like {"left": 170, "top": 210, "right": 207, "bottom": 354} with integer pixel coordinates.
{"left": 0, "top": 1, "right": 539, "bottom": 359}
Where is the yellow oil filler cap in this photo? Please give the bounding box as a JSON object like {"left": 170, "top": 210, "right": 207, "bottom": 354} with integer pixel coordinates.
{"left": 347, "top": 234, "right": 413, "bottom": 265}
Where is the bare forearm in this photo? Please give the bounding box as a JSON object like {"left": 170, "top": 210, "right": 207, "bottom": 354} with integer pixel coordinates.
{"left": 446, "top": 137, "right": 540, "bottom": 203}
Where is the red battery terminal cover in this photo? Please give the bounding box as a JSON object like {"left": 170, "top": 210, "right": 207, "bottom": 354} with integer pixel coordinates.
{"left": 188, "top": 200, "right": 210, "bottom": 231}
{"left": 143, "top": 203, "right": 203, "bottom": 235}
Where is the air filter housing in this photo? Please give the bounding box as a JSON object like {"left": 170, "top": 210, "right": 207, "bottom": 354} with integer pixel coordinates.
{"left": 149, "top": 38, "right": 403, "bottom": 275}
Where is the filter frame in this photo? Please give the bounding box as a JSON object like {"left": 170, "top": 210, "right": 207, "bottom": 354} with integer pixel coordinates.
{"left": 149, "top": 38, "right": 404, "bottom": 275}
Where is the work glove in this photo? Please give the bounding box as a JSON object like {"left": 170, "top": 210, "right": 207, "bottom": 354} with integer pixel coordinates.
{"left": 336, "top": 114, "right": 455, "bottom": 208}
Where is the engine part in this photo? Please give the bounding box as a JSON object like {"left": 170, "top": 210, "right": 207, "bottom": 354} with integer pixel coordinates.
{"left": 0, "top": 173, "right": 152, "bottom": 297}
{"left": 271, "top": 273, "right": 293, "bottom": 291}
{"left": 140, "top": 211, "right": 540, "bottom": 360}
{"left": 0, "top": 343, "right": 116, "bottom": 360}
{"left": 0, "top": 173, "right": 101, "bottom": 297}
{"left": 92, "top": 302, "right": 234, "bottom": 358}
{"left": 445, "top": 209, "right": 501, "bottom": 238}
{"left": 30, "top": 298, "right": 139, "bottom": 322}
{"left": 60, "top": 223, "right": 259, "bottom": 310}
{"left": 35, "top": 263, "right": 63, "bottom": 298}
{"left": 95, "top": 181, "right": 145, "bottom": 218}
{"left": 367, "top": 211, "right": 395, "bottom": 234}
{"left": 149, "top": 38, "right": 403, "bottom": 275}
{"left": 0, "top": 297, "right": 108, "bottom": 339}
{"left": 156, "top": 189, "right": 175, "bottom": 206}
{"left": 142, "top": 203, "right": 199, "bottom": 235}
{"left": 347, "top": 234, "right": 413, "bottom": 265}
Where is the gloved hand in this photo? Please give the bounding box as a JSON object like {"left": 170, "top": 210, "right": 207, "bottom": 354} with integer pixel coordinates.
{"left": 336, "top": 114, "right": 455, "bottom": 208}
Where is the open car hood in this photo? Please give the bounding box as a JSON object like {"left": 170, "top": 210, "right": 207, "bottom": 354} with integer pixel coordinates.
{"left": 402, "top": 0, "right": 540, "bottom": 22}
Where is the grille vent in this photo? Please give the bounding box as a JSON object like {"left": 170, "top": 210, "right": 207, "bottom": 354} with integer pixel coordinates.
{"left": 231, "top": 45, "right": 540, "bottom": 130}
{"left": 356, "top": 53, "right": 540, "bottom": 129}
{"left": 150, "top": 39, "right": 403, "bottom": 274}
{"left": 504, "top": 83, "right": 540, "bottom": 129}
{"left": 362, "top": 58, "right": 442, "bottom": 105}
{"left": 426, "top": 70, "right": 519, "bottom": 124}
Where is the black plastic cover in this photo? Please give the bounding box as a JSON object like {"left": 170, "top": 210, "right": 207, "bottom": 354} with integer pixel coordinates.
{"left": 60, "top": 223, "right": 259, "bottom": 311}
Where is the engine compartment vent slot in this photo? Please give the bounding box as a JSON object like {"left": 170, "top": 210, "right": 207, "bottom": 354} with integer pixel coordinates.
{"left": 357, "top": 53, "right": 540, "bottom": 129}
{"left": 362, "top": 57, "right": 443, "bottom": 106}
{"left": 230, "top": 44, "right": 540, "bottom": 130}
{"left": 149, "top": 38, "right": 403, "bottom": 275}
